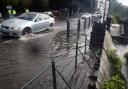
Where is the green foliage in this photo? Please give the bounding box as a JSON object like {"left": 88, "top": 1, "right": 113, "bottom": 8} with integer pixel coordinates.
{"left": 111, "top": 0, "right": 128, "bottom": 19}
{"left": 0, "top": 0, "right": 95, "bottom": 13}
{"left": 50, "top": 0, "right": 95, "bottom": 12}
{"left": 103, "top": 75, "right": 125, "bottom": 89}
{"left": 112, "top": 15, "right": 120, "bottom": 24}
{"left": 102, "top": 49, "right": 126, "bottom": 89}
{"left": 112, "top": 16, "right": 118, "bottom": 24}
{"left": 106, "top": 49, "right": 122, "bottom": 75}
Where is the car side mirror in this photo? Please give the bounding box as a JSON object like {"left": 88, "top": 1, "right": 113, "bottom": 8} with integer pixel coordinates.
{"left": 34, "top": 19, "right": 38, "bottom": 22}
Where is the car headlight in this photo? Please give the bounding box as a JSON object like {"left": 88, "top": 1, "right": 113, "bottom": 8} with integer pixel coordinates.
{"left": 11, "top": 27, "right": 20, "bottom": 31}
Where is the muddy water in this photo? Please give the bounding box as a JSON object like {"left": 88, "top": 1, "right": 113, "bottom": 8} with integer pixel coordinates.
{"left": 0, "top": 29, "right": 62, "bottom": 89}
{"left": 0, "top": 18, "right": 92, "bottom": 89}
{"left": 0, "top": 30, "right": 87, "bottom": 89}
{"left": 115, "top": 44, "right": 128, "bottom": 88}
{"left": 0, "top": 18, "right": 67, "bottom": 89}
{"left": 110, "top": 25, "right": 128, "bottom": 88}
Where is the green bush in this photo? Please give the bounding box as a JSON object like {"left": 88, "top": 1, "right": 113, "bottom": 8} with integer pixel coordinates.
{"left": 112, "top": 16, "right": 118, "bottom": 24}
{"left": 102, "top": 49, "right": 126, "bottom": 89}
{"left": 106, "top": 49, "right": 122, "bottom": 75}
{"left": 112, "top": 15, "right": 121, "bottom": 24}
{"left": 103, "top": 75, "right": 125, "bottom": 89}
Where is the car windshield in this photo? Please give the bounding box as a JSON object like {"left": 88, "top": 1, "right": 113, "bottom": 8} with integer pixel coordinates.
{"left": 17, "top": 13, "right": 37, "bottom": 21}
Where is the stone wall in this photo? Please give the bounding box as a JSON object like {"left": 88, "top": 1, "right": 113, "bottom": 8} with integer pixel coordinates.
{"left": 87, "top": 22, "right": 114, "bottom": 89}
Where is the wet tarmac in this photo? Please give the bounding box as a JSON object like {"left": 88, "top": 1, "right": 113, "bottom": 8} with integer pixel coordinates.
{"left": 0, "top": 17, "right": 92, "bottom": 89}
{"left": 0, "top": 17, "right": 68, "bottom": 89}
{"left": 0, "top": 29, "right": 61, "bottom": 89}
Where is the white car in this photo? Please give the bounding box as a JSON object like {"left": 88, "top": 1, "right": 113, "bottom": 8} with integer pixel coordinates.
{"left": 0, "top": 12, "right": 55, "bottom": 37}
{"left": 81, "top": 13, "right": 92, "bottom": 19}
{"left": 44, "top": 11, "right": 54, "bottom": 17}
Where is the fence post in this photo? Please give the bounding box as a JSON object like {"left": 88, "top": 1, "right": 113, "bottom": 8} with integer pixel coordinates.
{"left": 67, "top": 19, "right": 70, "bottom": 43}
{"left": 84, "top": 35, "right": 87, "bottom": 57}
{"left": 75, "top": 18, "right": 81, "bottom": 72}
{"left": 75, "top": 39, "right": 78, "bottom": 72}
{"left": 84, "top": 18, "right": 86, "bottom": 31}
{"left": 88, "top": 18, "right": 90, "bottom": 28}
{"left": 77, "top": 18, "right": 81, "bottom": 39}
{"left": 51, "top": 61, "right": 57, "bottom": 89}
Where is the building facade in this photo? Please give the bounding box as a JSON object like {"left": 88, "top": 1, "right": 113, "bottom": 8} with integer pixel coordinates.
{"left": 96, "top": 0, "right": 110, "bottom": 21}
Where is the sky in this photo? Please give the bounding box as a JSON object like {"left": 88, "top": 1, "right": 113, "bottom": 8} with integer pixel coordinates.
{"left": 118, "top": 0, "right": 128, "bottom": 6}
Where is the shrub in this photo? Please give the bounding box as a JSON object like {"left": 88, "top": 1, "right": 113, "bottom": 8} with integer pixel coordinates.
{"left": 102, "top": 49, "right": 126, "bottom": 89}
{"left": 103, "top": 74, "right": 125, "bottom": 89}
{"left": 112, "top": 16, "right": 118, "bottom": 24}
{"left": 106, "top": 49, "right": 122, "bottom": 75}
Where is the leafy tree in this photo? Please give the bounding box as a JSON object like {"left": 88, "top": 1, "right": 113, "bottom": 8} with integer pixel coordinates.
{"left": 49, "top": 0, "right": 95, "bottom": 12}
{"left": 0, "top": 0, "right": 96, "bottom": 15}
{"left": 111, "top": 0, "right": 128, "bottom": 19}
{"left": 31, "top": 0, "right": 43, "bottom": 11}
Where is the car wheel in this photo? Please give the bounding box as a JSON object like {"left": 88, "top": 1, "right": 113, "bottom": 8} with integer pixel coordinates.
{"left": 22, "top": 28, "right": 32, "bottom": 36}
{"left": 50, "top": 23, "right": 54, "bottom": 27}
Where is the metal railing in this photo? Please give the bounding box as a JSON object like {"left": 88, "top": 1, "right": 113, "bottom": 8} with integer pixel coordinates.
{"left": 20, "top": 17, "right": 93, "bottom": 89}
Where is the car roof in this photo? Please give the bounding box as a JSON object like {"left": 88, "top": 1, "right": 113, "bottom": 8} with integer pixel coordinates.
{"left": 27, "top": 12, "right": 48, "bottom": 16}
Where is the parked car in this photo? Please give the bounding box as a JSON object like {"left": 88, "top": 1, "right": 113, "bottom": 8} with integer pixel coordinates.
{"left": 81, "top": 13, "right": 92, "bottom": 19}
{"left": 52, "top": 10, "right": 59, "bottom": 17}
{"left": 0, "top": 12, "right": 55, "bottom": 37}
{"left": 44, "top": 11, "right": 54, "bottom": 17}
{"left": 44, "top": 11, "right": 60, "bottom": 18}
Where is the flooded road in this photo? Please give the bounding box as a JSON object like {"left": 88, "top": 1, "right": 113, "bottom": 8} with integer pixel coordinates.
{"left": 0, "top": 30, "right": 58, "bottom": 89}
{"left": 0, "top": 17, "right": 92, "bottom": 89}
{"left": 0, "top": 18, "right": 68, "bottom": 89}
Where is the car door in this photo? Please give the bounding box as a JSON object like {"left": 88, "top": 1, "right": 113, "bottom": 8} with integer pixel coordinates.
{"left": 31, "top": 15, "right": 45, "bottom": 33}
{"left": 40, "top": 14, "right": 51, "bottom": 29}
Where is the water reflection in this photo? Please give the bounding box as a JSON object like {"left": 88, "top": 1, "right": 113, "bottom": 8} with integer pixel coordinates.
{"left": 0, "top": 34, "right": 53, "bottom": 89}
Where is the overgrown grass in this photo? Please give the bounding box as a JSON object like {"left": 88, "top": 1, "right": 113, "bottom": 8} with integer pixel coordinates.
{"left": 103, "top": 75, "right": 125, "bottom": 89}
{"left": 112, "top": 15, "right": 120, "bottom": 24}
{"left": 106, "top": 50, "right": 122, "bottom": 75}
{"left": 112, "top": 16, "right": 118, "bottom": 24}
{"left": 102, "top": 49, "right": 126, "bottom": 89}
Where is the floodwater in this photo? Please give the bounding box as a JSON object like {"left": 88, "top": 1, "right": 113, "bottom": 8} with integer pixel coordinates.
{"left": 0, "top": 17, "right": 67, "bottom": 89}
{"left": 0, "top": 29, "right": 60, "bottom": 89}
{"left": 111, "top": 25, "right": 128, "bottom": 88}
{"left": 115, "top": 44, "right": 128, "bottom": 88}
{"left": 0, "top": 18, "right": 92, "bottom": 89}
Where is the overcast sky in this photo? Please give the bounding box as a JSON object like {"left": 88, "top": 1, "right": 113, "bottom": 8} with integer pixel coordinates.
{"left": 118, "top": 0, "right": 128, "bottom": 6}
